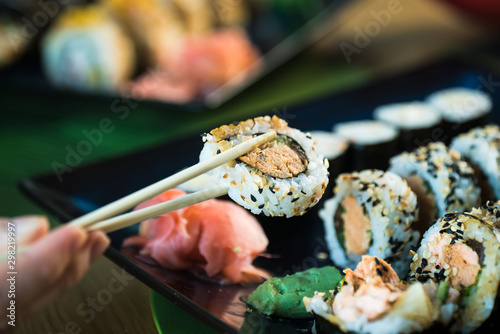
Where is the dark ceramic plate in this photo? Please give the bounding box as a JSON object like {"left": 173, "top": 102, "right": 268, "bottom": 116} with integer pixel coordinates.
{"left": 20, "top": 59, "right": 500, "bottom": 333}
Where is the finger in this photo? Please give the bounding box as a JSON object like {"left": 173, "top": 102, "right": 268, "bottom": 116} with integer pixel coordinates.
{"left": 18, "top": 230, "right": 110, "bottom": 317}
{"left": 15, "top": 224, "right": 88, "bottom": 308}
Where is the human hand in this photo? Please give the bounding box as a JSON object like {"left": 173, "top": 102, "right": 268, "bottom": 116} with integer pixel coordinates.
{"left": 0, "top": 216, "right": 110, "bottom": 332}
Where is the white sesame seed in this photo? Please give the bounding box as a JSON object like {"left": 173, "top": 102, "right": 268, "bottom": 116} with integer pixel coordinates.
{"left": 369, "top": 261, "right": 376, "bottom": 270}
{"left": 444, "top": 264, "right": 450, "bottom": 270}
{"left": 452, "top": 267, "right": 458, "bottom": 276}
{"left": 444, "top": 269, "right": 451, "bottom": 276}
{"left": 413, "top": 253, "right": 419, "bottom": 262}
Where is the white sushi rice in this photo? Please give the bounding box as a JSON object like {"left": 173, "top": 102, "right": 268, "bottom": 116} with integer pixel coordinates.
{"left": 334, "top": 120, "right": 398, "bottom": 146}
{"left": 426, "top": 87, "right": 492, "bottom": 123}
{"left": 319, "top": 170, "right": 419, "bottom": 276}
{"left": 389, "top": 142, "right": 481, "bottom": 216}
{"left": 199, "top": 116, "right": 329, "bottom": 218}
{"left": 450, "top": 125, "right": 500, "bottom": 200}
{"left": 373, "top": 101, "right": 441, "bottom": 130}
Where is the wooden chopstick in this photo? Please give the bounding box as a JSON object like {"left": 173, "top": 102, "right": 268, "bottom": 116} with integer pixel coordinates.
{"left": 87, "top": 184, "right": 229, "bottom": 233}
{"left": 70, "top": 130, "right": 277, "bottom": 229}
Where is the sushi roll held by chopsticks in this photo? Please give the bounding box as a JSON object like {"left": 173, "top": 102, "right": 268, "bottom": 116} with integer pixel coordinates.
{"left": 389, "top": 142, "right": 481, "bottom": 234}
{"left": 319, "top": 169, "right": 420, "bottom": 276}
{"left": 41, "top": 5, "right": 136, "bottom": 92}
{"left": 409, "top": 211, "right": 500, "bottom": 333}
{"left": 199, "top": 115, "right": 330, "bottom": 218}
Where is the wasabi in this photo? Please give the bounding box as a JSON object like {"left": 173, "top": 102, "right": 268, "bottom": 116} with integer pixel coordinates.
{"left": 246, "top": 266, "right": 343, "bottom": 319}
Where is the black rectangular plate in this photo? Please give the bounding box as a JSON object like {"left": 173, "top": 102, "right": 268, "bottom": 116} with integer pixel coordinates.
{"left": 20, "top": 58, "right": 500, "bottom": 334}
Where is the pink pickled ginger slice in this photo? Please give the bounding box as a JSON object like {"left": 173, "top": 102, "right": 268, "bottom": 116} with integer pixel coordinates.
{"left": 123, "top": 189, "right": 269, "bottom": 284}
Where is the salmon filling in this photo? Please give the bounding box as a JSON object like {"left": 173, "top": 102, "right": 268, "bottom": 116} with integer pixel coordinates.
{"left": 406, "top": 174, "right": 438, "bottom": 233}
{"left": 335, "top": 196, "right": 372, "bottom": 255}
{"left": 333, "top": 256, "right": 406, "bottom": 322}
{"left": 239, "top": 135, "right": 308, "bottom": 178}
{"left": 427, "top": 233, "right": 481, "bottom": 289}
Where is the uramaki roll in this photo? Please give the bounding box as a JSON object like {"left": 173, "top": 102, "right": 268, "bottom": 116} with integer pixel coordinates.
{"left": 450, "top": 124, "right": 500, "bottom": 202}
{"left": 41, "top": 4, "right": 136, "bottom": 92}
{"left": 408, "top": 211, "right": 500, "bottom": 333}
{"left": 319, "top": 169, "right": 419, "bottom": 276}
{"left": 199, "top": 115, "right": 329, "bottom": 218}
{"left": 389, "top": 142, "right": 481, "bottom": 234}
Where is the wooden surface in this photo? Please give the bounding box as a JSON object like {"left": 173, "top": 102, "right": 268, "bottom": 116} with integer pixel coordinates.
{"left": 15, "top": 257, "right": 157, "bottom": 334}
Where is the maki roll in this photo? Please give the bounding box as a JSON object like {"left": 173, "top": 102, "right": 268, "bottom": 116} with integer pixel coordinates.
{"left": 319, "top": 170, "right": 419, "bottom": 276}
{"left": 388, "top": 142, "right": 481, "bottom": 234}
{"left": 408, "top": 211, "right": 500, "bottom": 333}
{"left": 426, "top": 87, "right": 492, "bottom": 143}
{"left": 309, "top": 131, "right": 348, "bottom": 194}
{"left": 470, "top": 199, "right": 500, "bottom": 230}
{"left": 373, "top": 102, "right": 442, "bottom": 151}
{"left": 450, "top": 124, "right": 500, "bottom": 202}
{"left": 334, "top": 120, "right": 399, "bottom": 171}
{"left": 41, "top": 5, "right": 136, "bottom": 92}
{"left": 199, "top": 115, "right": 329, "bottom": 218}
{"left": 304, "top": 256, "right": 437, "bottom": 334}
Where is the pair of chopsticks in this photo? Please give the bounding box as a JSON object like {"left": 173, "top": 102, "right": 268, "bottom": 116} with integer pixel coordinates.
{"left": 70, "top": 131, "right": 277, "bottom": 233}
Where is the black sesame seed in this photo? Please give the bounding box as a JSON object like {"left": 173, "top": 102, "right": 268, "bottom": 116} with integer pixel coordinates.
{"left": 376, "top": 268, "right": 383, "bottom": 276}
{"left": 496, "top": 211, "right": 500, "bottom": 219}
{"left": 258, "top": 188, "right": 263, "bottom": 194}
{"left": 381, "top": 264, "right": 388, "bottom": 272}
{"left": 416, "top": 267, "right": 422, "bottom": 274}
{"left": 435, "top": 265, "right": 440, "bottom": 270}
{"left": 258, "top": 204, "right": 265, "bottom": 209}
{"left": 216, "top": 149, "right": 221, "bottom": 155}
{"left": 417, "top": 276, "right": 428, "bottom": 283}
{"left": 270, "top": 188, "right": 276, "bottom": 194}
{"left": 301, "top": 190, "right": 307, "bottom": 195}
{"left": 375, "top": 257, "right": 380, "bottom": 265}
{"left": 250, "top": 194, "right": 257, "bottom": 202}
{"left": 291, "top": 197, "right": 299, "bottom": 203}
{"left": 442, "top": 222, "right": 450, "bottom": 228}
{"left": 421, "top": 258, "right": 428, "bottom": 268}
{"left": 287, "top": 192, "right": 293, "bottom": 196}
{"left": 373, "top": 199, "right": 380, "bottom": 206}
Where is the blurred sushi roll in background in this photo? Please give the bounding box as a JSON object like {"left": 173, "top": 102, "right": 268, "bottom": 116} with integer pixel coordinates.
{"left": 41, "top": 4, "right": 136, "bottom": 92}
{"left": 334, "top": 120, "right": 399, "bottom": 171}
{"left": 373, "top": 102, "right": 442, "bottom": 152}
{"left": 304, "top": 256, "right": 437, "bottom": 334}
{"left": 308, "top": 130, "right": 348, "bottom": 195}
{"left": 408, "top": 211, "right": 500, "bottom": 333}
{"left": 319, "top": 169, "right": 419, "bottom": 276}
{"left": 426, "top": 87, "right": 492, "bottom": 143}
{"left": 389, "top": 142, "right": 481, "bottom": 234}
{"left": 100, "top": 0, "right": 186, "bottom": 68}
{"left": 451, "top": 124, "right": 500, "bottom": 202}
{"left": 199, "top": 115, "right": 329, "bottom": 218}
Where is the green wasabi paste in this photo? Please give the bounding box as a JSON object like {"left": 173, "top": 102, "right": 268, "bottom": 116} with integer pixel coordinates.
{"left": 246, "top": 266, "right": 343, "bottom": 319}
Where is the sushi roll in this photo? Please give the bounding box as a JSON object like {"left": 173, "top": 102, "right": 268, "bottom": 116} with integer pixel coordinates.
{"left": 426, "top": 87, "right": 492, "bottom": 143}
{"left": 304, "top": 256, "right": 437, "bottom": 334}
{"left": 373, "top": 102, "right": 442, "bottom": 151}
{"left": 409, "top": 211, "right": 500, "bottom": 333}
{"left": 41, "top": 5, "right": 136, "bottom": 92}
{"left": 319, "top": 170, "right": 419, "bottom": 276}
{"left": 309, "top": 131, "right": 348, "bottom": 194}
{"left": 470, "top": 199, "right": 500, "bottom": 230}
{"left": 199, "top": 115, "right": 329, "bottom": 218}
{"left": 388, "top": 142, "right": 481, "bottom": 234}
{"left": 450, "top": 124, "right": 500, "bottom": 202}
{"left": 102, "top": 0, "right": 186, "bottom": 68}
{"left": 334, "top": 120, "right": 399, "bottom": 171}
